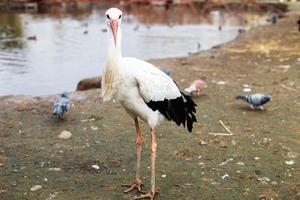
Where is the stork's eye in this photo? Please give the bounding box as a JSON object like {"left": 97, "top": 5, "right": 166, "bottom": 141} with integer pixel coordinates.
{"left": 106, "top": 14, "right": 111, "bottom": 20}
{"left": 119, "top": 14, "right": 122, "bottom": 19}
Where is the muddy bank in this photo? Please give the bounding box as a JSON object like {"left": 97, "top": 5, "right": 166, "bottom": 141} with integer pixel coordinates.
{"left": 0, "top": 13, "right": 300, "bottom": 200}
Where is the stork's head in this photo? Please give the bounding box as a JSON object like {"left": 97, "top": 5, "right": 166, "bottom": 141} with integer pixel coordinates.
{"left": 105, "top": 8, "right": 122, "bottom": 47}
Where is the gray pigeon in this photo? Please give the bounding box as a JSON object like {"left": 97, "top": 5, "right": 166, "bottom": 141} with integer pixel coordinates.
{"left": 53, "top": 92, "right": 70, "bottom": 118}
{"left": 236, "top": 93, "right": 272, "bottom": 110}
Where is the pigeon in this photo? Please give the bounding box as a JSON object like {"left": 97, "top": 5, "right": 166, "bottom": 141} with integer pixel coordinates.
{"left": 163, "top": 68, "right": 171, "bottom": 76}
{"left": 53, "top": 92, "right": 70, "bottom": 118}
{"left": 133, "top": 25, "right": 139, "bottom": 31}
{"left": 184, "top": 79, "right": 207, "bottom": 96}
{"left": 297, "top": 16, "right": 300, "bottom": 32}
{"left": 27, "top": 35, "right": 37, "bottom": 40}
{"left": 236, "top": 93, "right": 272, "bottom": 110}
{"left": 271, "top": 15, "right": 277, "bottom": 25}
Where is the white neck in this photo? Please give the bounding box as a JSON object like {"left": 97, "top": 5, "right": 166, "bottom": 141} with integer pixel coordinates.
{"left": 106, "top": 27, "right": 122, "bottom": 63}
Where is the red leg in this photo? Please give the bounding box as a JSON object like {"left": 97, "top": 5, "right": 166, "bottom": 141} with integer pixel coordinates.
{"left": 123, "top": 118, "right": 144, "bottom": 193}
{"left": 134, "top": 128, "right": 157, "bottom": 200}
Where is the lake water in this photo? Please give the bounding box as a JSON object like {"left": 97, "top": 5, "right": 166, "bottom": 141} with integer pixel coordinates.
{"left": 0, "top": 5, "right": 245, "bottom": 96}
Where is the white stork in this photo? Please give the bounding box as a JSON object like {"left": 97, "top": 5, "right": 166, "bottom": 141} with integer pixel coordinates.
{"left": 102, "top": 8, "right": 197, "bottom": 199}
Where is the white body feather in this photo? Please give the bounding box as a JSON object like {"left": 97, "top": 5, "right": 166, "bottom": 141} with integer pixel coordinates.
{"left": 103, "top": 57, "right": 181, "bottom": 128}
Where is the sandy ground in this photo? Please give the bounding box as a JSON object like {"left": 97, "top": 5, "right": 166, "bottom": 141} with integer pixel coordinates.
{"left": 0, "top": 12, "right": 300, "bottom": 200}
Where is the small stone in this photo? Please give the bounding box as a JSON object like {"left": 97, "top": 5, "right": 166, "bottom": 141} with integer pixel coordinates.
{"left": 287, "top": 152, "right": 298, "bottom": 158}
{"left": 91, "top": 164, "right": 100, "bottom": 171}
{"left": 219, "top": 141, "right": 227, "bottom": 148}
{"left": 236, "top": 161, "right": 245, "bottom": 166}
{"left": 30, "top": 185, "right": 42, "bottom": 192}
{"left": 48, "top": 167, "right": 62, "bottom": 171}
{"left": 285, "top": 160, "right": 295, "bottom": 165}
{"left": 254, "top": 157, "right": 260, "bottom": 160}
{"left": 91, "top": 126, "right": 98, "bottom": 131}
{"left": 257, "top": 177, "right": 270, "bottom": 184}
{"left": 161, "top": 174, "right": 167, "bottom": 178}
{"left": 58, "top": 130, "right": 72, "bottom": 139}
{"left": 231, "top": 139, "right": 236, "bottom": 146}
{"left": 216, "top": 81, "right": 226, "bottom": 85}
{"left": 221, "top": 173, "right": 229, "bottom": 180}
{"left": 271, "top": 181, "right": 278, "bottom": 185}
{"left": 243, "top": 88, "right": 251, "bottom": 92}
{"left": 259, "top": 194, "right": 267, "bottom": 200}
{"left": 219, "top": 158, "right": 233, "bottom": 166}
{"left": 0, "top": 189, "right": 8, "bottom": 194}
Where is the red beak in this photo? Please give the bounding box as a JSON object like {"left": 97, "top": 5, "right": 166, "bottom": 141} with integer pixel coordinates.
{"left": 111, "top": 19, "right": 118, "bottom": 47}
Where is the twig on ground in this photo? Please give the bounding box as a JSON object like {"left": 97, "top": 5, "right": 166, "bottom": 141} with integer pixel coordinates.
{"left": 208, "top": 132, "right": 233, "bottom": 136}
{"left": 219, "top": 120, "right": 234, "bottom": 135}
{"left": 280, "top": 84, "right": 297, "bottom": 92}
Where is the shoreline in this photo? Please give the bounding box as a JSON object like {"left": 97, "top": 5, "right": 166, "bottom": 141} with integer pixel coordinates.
{"left": 0, "top": 12, "right": 274, "bottom": 100}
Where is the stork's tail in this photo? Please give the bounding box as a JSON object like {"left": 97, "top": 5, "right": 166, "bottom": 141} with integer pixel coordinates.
{"left": 146, "top": 93, "right": 197, "bottom": 132}
{"left": 181, "top": 92, "right": 197, "bottom": 132}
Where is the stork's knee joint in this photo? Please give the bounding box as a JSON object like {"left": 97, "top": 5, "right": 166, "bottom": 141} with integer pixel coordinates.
{"left": 136, "top": 135, "right": 143, "bottom": 145}
{"left": 151, "top": 142, "right": 157, "bottom": 153}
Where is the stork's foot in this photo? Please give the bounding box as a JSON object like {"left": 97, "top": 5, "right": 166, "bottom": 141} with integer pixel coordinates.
{"left": 133, "top": 190, "right": 155, "bottom": 200}
{"left": 122, "top": 179, "right": 144, "bottom": 193}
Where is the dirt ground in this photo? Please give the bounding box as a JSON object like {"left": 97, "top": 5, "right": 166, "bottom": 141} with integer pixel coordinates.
{"left": 0, "top": 11, "right": 300, "bottom": 200}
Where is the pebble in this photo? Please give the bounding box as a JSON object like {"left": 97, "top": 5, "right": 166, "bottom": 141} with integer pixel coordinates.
{"left": 284, "top": 160, "right": 295, "bottom": 165}
{"left": 58, "top": 130, "right": 72, "bottom": 139}
{"left": 48, "top": 167, "right": 62, "bottom": 171}
{"left": 0, "top": 189, "right": 8, "bottom": 194}
{"left": 236, "top": 161, "right": 245, "bottom": 166}
{"left": 30, "top": 185, "right": 42, "bottom": 192}
{"left": 221, "top": 173, "right": 229, "bottom": 180}
{"left": 219, "top": 158, "right": 233, "bottom": 166}
{"left": 161, "top": 174, "right": 167, "bottom": 178}
{"left": 243, "top": 88, "right": 251, "bottom": 92}
{"left": 257, "top": 177, "right": 270, "bottom": 184}
{"left": 217, "top": 81, "right": 226, "bottom": 85}
{"left": 91, "top": 126, "right": 98, "bottom": 131}
{"left": 287, "top": 152, "right": 298, "bottom": 158}
{"left": 91, "top": 164, "right": 100, "bottom": 171}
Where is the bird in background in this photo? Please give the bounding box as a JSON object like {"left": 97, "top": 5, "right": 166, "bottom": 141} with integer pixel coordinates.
{"left": 184, "top": 79, "right": 207, "bottom": 95}
{"left": 297, "top": 16, "right": 300, "bottom": 32}
{"left": 236, "top": 93, "right": 272, "bottom": 110}
{"left": 163, "top": 68, "right": 171, "bottom": 76}
{"left": 271, "top": 15, "right": 277, "bottom": 25}
{"left": 102, "top": 8, "right": 197, "bottom": 199}
{"left": 53, "top": 92, "right": 70, "bottom": 118}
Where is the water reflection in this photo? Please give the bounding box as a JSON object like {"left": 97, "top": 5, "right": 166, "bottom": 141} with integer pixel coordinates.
{"left": 0, "top": 5, "right": 249, "bottom": 96}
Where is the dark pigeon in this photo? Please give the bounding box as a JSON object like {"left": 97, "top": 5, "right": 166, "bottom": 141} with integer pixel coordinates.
{"left": 236, "top": 93, "right": 272, "bottom": 110}
{"left": 271, "top": 15, "right": 277, "bottom": 25}
{"left": 53, "top": 92, "right": 70, "bottom": 118}
{"left": 297, "top": 16, "right": 300, "bottom": 32}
